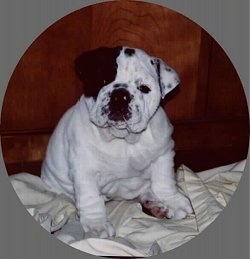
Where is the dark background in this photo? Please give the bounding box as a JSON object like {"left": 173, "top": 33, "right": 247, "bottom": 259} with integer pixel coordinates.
{"left": 0, "top": 1, "right": 248, "bottom": 175}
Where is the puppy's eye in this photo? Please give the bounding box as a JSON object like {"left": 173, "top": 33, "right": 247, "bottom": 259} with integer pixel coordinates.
{"left": 137, "top": 84, "right": 151, "bottom": 94}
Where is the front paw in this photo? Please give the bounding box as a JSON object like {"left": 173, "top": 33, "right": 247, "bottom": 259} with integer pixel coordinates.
{"left": 164, "top": 192, "right": 193, "bottom": 220}
{"left": 82, "top": 218, "right": 115, "bottom": 238}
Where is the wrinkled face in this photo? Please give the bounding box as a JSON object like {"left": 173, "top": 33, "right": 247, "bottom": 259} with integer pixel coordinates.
{"left": 75, "top": 46, "right": 180, "bottom": 137}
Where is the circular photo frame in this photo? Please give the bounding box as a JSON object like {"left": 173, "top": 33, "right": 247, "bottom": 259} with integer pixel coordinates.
{"left": 1, "top": 1, "right": 249, "bottom": 258}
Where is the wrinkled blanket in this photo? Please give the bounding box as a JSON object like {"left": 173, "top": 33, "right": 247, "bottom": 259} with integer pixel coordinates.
{"left": 10, "top": 160, "right": 246, "bottom": 257}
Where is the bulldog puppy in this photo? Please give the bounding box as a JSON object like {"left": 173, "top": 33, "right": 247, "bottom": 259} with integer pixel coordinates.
{"left": 41, "top": 46, "right": 193, "bottom": 238}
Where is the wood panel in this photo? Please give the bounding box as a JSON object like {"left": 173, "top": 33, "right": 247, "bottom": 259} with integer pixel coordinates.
{"left": 1, "top": 132, "right": 50, "bottom": 166}
{"left": 173, "top": 119, "right": 249, "bottom": 150}
{"left": 1, "top": 1, "right": 205, "bottom": 134}
{"left": 1, "top": 7, "right": 92, "bottom": 131}
{"left": 175, "top": 147, "right": 248, "bottom": 173}
{"left": 1, "top": 132, "right": 49, "bottom": 175}
{"left": 206, "top": 40, "right": 249, "bottom": 119}
{"left": 0, "top": 1, "right": 249, "bottom": 176}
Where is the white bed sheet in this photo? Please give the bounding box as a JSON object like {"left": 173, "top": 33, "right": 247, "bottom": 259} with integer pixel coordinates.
{"left": 10, "top": 160, "right": 246, "bottom": 257}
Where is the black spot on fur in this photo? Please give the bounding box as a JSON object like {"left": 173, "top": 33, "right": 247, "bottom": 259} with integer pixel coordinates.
{"left": 124, "top": 48, "right": 135, "bottom": 56}
{"left": 75, "top": 46, "right": 122, "bottom": 99}
{"left": 155, "top": 59, "right": 161, "bottom": 87}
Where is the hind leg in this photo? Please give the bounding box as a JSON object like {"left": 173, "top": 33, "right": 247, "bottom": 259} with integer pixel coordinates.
{"left": 141, "top": 200, "right": 168, "bottom": 218}
{"left": 139, "top": 191, "right": 169, "bottom": 218}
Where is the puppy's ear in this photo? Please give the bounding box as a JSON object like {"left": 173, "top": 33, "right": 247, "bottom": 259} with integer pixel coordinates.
{"left": 74, "top": 46, "right": 122, "bottom": 98}
{"left": 153, "top": 58, "right": 180, "bottom": 99}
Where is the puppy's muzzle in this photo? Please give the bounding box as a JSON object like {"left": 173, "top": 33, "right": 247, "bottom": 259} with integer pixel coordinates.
{"left": 108, "top": 87, "right": 132, "bottom": 122}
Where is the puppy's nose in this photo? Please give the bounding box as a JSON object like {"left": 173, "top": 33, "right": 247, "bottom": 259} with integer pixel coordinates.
{"left": 109, "top": 88, "right": 131, "bottom": 121}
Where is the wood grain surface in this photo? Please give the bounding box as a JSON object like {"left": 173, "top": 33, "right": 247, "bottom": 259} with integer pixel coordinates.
{"left": 1, "top": 1, "right": 249, "bottom": 174}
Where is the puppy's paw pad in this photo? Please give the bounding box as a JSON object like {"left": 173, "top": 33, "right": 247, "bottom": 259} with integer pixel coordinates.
{"left": 141, "top": 200, "right": 168, "bottom": 218}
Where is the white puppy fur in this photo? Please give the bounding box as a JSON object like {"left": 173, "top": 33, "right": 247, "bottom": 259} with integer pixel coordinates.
{"left": 41, "top": 46, "right": 193, "bottom": 238}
